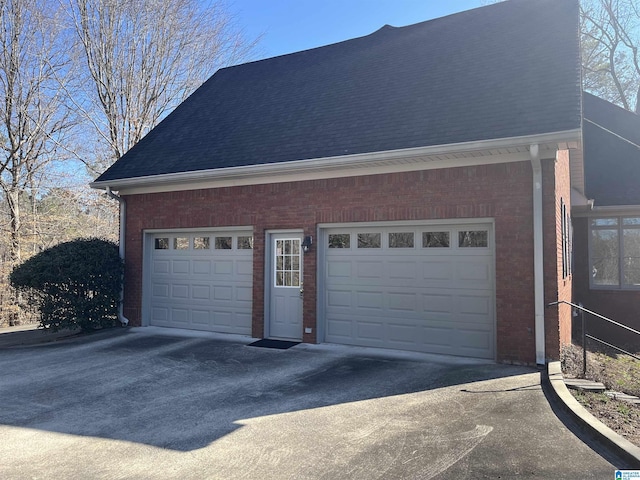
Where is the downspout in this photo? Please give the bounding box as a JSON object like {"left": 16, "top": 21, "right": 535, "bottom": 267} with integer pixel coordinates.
{"left": 106, "top": 187, "right": 130, "bottom": 326}
{"left": 530, "top": 144, "right": 545, "bottom": 364}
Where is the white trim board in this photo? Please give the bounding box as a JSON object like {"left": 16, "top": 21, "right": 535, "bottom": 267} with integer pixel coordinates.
{"left": 92, "top": 130, "right": 580, "bottom": 195}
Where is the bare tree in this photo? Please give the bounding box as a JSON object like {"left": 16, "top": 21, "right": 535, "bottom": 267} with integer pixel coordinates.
{"left": 581, "top": 0, "right": 640, "bottom": 112}
{"left": 0, "top": 0, "right": 75, "bottom": 266}
{"left": 66, "top": 0, "right": 258, "bottom": 173}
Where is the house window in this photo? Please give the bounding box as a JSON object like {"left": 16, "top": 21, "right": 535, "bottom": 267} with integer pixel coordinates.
{"left": 590, "top": 217, "right": 640, "bottom": 288}
{"left": 561, "top": 198, "right": 572, "bottom": 279}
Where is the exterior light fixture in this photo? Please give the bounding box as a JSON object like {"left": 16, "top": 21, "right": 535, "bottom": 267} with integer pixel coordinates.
{"left": 302, "top": 236, "right": 313, "bottom": 253}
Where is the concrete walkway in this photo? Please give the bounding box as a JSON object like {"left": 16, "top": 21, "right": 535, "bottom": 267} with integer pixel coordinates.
{"left": 0, "top": 327, "right": 628, "bottom": 479}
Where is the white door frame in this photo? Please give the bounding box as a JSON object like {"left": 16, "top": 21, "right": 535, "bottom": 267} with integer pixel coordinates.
{"left": 264, "top": 229, "right": 304, "bottom": 340}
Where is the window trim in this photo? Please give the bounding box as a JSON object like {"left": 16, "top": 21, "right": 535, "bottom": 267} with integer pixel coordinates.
{"left": 589, "top": 216, "right": 640, "bottom": 290}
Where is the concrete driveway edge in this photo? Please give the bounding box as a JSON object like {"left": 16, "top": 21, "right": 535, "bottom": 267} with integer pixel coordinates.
{"left": 545, "top": 361, "right": 640, "bottom": 468}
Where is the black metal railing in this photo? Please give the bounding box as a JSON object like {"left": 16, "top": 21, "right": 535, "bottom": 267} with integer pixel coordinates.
{"left": 547, "top": 300, "right": 640, "bottom": 375}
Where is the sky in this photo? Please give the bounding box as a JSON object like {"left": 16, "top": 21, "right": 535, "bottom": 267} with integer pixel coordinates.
{"left": 232, "top": 0, "right": 485, "bottom": 60}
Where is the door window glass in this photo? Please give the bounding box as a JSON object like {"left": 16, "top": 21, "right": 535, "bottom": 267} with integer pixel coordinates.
{"left": 275, "top": 239, "right": 301, "bottom": 287}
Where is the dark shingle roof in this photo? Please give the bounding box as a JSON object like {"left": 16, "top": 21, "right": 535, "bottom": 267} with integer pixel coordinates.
{"left": 95, "top": 0, "right": 581, "bottom": 184}
{"left": 583, "top": 92, "right": 640, "bottom": 206}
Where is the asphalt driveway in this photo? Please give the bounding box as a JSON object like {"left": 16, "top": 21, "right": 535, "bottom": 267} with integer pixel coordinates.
{"left": 0, "top": 327, "right": 624, "bottom": 479}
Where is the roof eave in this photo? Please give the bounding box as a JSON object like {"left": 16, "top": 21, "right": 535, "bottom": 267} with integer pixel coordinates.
{"left": 91, "top": 129, "right": 582, "bottom": 194}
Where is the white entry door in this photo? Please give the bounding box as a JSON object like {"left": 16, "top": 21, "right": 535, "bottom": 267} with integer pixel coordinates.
{"left": 268, "top": 233, "right": 303, "bottom": 340}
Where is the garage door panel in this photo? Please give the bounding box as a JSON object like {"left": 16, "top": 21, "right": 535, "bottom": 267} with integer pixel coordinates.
{"left": 171, "top": 308, "right": 189, "bottom": 323}
{"left": 455, "top": 261, "right": 491, "bottom": 284}
{"left": 213, "top": 311, "right": 233, "bottom": 326}
{"left": 388, "top": 292, "right": 418, "bottom": 312}
{"left": 236, "top": 260, "right": 253, "bottom": 276}
{"left": 423, "top": 327, "right": 454, "bottom": 347}
{"left": 327, "top": 290, "right": 352, "bottom": 307}
{"left": 149, "top": 230, "right": 253, "bottom": 335}
{"left": 192, "top": 310, "right": 210, "bottom": 325}
{"left": 172, "top": 260, "right": 190, "bottom": 274}
{"left": 169, "top": 284, "right": 188, "bottom": 299}
{"left": 152, "top": 283, "right": 170, "bottom": 299}
{"left": 388, "top": 324, "right": 419, "bottom": 344}
{"left": 193, "top": 260, "right": 211, "bottom": 275}
{"left": 355, "top": 291, "right": 382, "bottom": 309}
{"left": 213, "top": 285, "right": 233, "bottom": 301}
{"left": 324, "top": 223, "right": 495, "bottom": 359}
{"left": 422, "top": 293, "right": 453, "bottom": 313}
{"left": 214, "top": 261, "right": 233, "bottom": 275}
{"left": 236, "top": 286, "right": 253, "bottom": 302}
{"left": 387, "top": 261, "right": 417, "bottom": 279}
{"left": 457, "top": 330, "right": 492, "bottom": 353}
{"left": 457, "top": 294, "right": 492, "bottom": 315}
{"left": 153, "top": 260, "right": 170, "bottom": 274}
{"left": 357, "top": 321, "right": 384, "bottom": 340}
{"left": 152, "top": 307, "right": 169, "bottom": 323}
{"left": 327, "top": 261, "right": 352, "bottom": 278}
{"left": 326, "top": 317, "right": 352, "bottom": 338}
{"left": 191, "top": 285, "right": 211, "bottom": 300}
{"left": 422, "top": 261, "right": 453, "bottom": 281}
{"left": 356, "top": 261, "right": 384, "bottom": 279}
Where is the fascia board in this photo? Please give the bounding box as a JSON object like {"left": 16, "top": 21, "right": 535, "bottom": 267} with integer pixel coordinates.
{"left": 572, "top": 205, "right": 640, "bottom": 217}
{"left": 91, "top": 129, "right": 581, "bottom": 194}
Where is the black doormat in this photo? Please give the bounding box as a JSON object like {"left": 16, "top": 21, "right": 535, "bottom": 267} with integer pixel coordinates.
{"left": 247, "top": 339, "right": 300, "bottom": 350}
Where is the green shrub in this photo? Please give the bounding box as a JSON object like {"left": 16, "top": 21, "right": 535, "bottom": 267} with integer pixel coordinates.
{"left": 10, "top": 238, "right": 123, "bottom": 332}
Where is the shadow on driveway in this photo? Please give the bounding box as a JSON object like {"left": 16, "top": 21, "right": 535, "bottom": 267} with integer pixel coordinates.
{"left": 0, "top": 330, "right": 531, "bottom": 452}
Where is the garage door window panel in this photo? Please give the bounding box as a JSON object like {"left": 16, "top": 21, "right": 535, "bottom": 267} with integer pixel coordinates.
{"left": 237, "top": 236, "right": 253, "bottom": 249}
{"left": 358, "top": 233, "right": 381, "bottom": 248}
{"left": 389, "top": 232, "right": 414, "bottom": 248}
{"left": 155, "top": 237, "right": 170, "bottom": 250}
{"left": 215, "top": 236, "right": 232, "bottom": 250}
{"left": 194, "top": 237, "right": 210, "bottom": 250}
{"left": 174, "top": 237, "right": 189, "bottom": 250}
{"left": 329, "top": 234, "right": 351, "bottom": 248}
{"left": 423, "top": 232, "right": 450, "bottom": 248}
{"left": 458, "top": 230, "right": 488, "bottom": 248}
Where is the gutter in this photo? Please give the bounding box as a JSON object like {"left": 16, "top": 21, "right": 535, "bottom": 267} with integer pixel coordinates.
{"left": 530, "top": 144, "right": 545, "bottom": 365}
{"left": 106, "top": 187, "right": 130, "bottom": 326}
{"left": 90, "top": 129, "right": 581, "bottom": 192}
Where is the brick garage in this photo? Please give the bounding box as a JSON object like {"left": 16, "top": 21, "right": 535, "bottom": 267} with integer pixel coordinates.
{"left": 120, "top": 158, "right": 573, "bottom": 364}
{"left": 92, "top": 1, "right": 584, "bottom": 365}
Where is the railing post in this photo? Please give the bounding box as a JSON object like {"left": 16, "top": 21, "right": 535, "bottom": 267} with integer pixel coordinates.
{"left": 581, "top": 302, "right": 586, "bottom": 377}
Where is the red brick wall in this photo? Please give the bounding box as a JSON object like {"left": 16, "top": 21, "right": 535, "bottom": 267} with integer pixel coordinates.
{"left": 573, "top": 217, "right": 640, "bottom": 349}
{"left": 542, "top": 150, "right": 573, "bottom": 361}
{"left": 123, "top": 161, "right": 543, "bottom": 363}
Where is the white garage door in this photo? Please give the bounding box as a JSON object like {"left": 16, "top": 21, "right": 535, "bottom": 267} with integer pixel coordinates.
{"left": 323, "top": 223, "right": 495, "bottom": 359}
{"left": 148, "top": 230, "right": 253, "bottom": 334}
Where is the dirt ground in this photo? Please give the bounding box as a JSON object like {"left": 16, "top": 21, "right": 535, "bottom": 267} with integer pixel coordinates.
{"left": 561, "top": 343, "right": 640, "bottom": 447}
